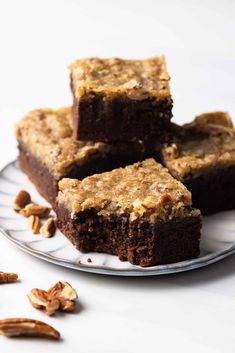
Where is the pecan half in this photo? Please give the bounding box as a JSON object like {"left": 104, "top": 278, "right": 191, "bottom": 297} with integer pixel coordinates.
{"left": 0, "top": 272, "right": 18, "bottom": 284}
{"left": 13, "top": 190, "right": 31, "bottom": 211}
{"left": 40, "top": 218, "right": 56, "bottom": 238}
{"left": 28, "top": 281, "right": 77, "bottom": 315}
{"left": 20, "top": 203, "right": 51, "bottom": 218}
{"left": 0, "top": 318, "right": 60, "bottom": 339}
{"left": 48, "top": 281, "right": 78, "bottom": 312}
{"left": 28, "top": 215, "right": 41, "bottom": 234}
{"left": 27, "top": 289, "right": 60, "bottom": 316}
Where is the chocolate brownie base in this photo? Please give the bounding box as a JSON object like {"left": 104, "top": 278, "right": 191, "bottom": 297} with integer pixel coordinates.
{"left": 18, "top": 143, "right": 59, "bottom": 205}
{"left": 72, "top": 95, "right": 173, "bottom": 142}
{"left": 184, "top": 166, "right": 235, "bottom": 215}
{"left": 55, "top": 204, "right": 201, "bottom": 267}
{"left": 18, "top": 142, "right": 144, "bottom": 206}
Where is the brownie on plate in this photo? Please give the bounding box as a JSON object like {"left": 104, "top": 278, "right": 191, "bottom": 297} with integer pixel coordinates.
{"left": 15, "top": 107, "right": 145, "bottom": 205}
{"left": 55, "top": 159, "right": 201, "bottom": 267}
{"left": 161, "top": 112, "right": 235, "bottom": 214}
{"left": 70, "top": 57, "right": 173, "bottom": 142}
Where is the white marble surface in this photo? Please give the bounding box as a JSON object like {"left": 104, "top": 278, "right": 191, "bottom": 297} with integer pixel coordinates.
{"left": 0, "top": 0, "right": 235, "bottom": 351}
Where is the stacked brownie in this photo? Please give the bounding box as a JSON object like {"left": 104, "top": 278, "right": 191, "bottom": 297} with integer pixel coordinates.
{"left": 160, "top": 111, "right": 235, "bottom": 215}
{"left": 56, "top": 159, "right": 201, "bottom": 267}
{"left": 16, "top": 55, "right": 234, "bottom": 267}
{"left": 70, "top": 57, "right": 173, "bottom": 142}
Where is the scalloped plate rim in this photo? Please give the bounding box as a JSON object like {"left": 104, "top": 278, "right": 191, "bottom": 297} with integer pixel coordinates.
{"left": 1, "top": 226, "right": 235, "bottom": 276}
{"left": 1, "top": 159, "right": 235, "bottom": 276}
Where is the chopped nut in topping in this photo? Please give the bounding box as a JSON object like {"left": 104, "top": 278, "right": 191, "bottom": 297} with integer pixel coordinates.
{"left": 20, "top": 203, "right": 51, "bottom": 218}
{"left": 28, "top": 215, "right": 41, "bottom": 234}
{"left": 28, "top": 281, "right": 77, "bottom": 315}
{"left": 0, "top": 318, "right": 60, "bottom": 339}
{"left": 27, "top": 289, "right": 60, "bottom": 316}
{"left": 40, "top": 218, "right": 56, "bottom": 238}
{"left": 13, "top": 190, "right": 31, "bottom": 211}
{"left": 58, "top": 159, "right": 193, "bottom": 223}
{"left": 0, "top": 272, "right": 18, "bottom": 284}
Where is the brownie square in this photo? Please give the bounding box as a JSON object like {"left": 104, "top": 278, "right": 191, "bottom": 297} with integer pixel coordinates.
{"left": 70, "top": 57, "right": 173, "bottom": 142}
{"left": 15, "top": 107, "right": 145, "bottom": 205}
{"left": 160, "top": 112, "right": 235, "bottom": 215}
{"left": 55, "top": 159, "right": 201, "bottom": 267}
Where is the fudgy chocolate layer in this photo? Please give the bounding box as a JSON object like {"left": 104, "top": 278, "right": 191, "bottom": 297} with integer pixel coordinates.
{"left": 55, "top": 203, "right": 201, "bottom": 267}
{"left": 185, "top": 165, "right": 235, "bottom": 215}
{"left": 18, "top": 142, "right": 58, "bottom": 205}
{"left": 73, "top": 95, "right": 173, "bottom": 142}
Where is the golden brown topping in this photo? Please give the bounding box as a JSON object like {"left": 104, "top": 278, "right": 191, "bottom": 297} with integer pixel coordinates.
{"left": 0, "top": 318, "right": 60, "bottom": 339}
{"left": 194, "top": 111, "right": 233, "bottom": 128}
{"left": 13, "top": 190, "right": 31, "bottom": 211}
{"left": 15, "top": 107, "right": 144, "bottom": 179}
{"left": 58, "top": 159, "right": 194, "bottom": 223}
{"left": 28, "top": 215, "right": 41, "bottom": 234}
{"left": 20, "top": 203, "right": 51, "bottom": 218}
{"left": 28, "top": 281, "right": 77, "bottom": 315}
{"left": 162, "top": 112, "right": 235, "bottom": 180}
{"left": 0, "top": 272, "right": 18, "bottom": 284}
{"left": 39, "top": 218, "right": 56, "bottom": 238}
{"left": 70, "top": 56, "right": 171, "bottom": 99}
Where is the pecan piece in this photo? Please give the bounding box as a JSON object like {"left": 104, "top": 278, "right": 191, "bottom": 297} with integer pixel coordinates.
{"left": 28, "top": 281, "right": 77, "bottom": 315}
{"left": 28, "top": 215, "right": 41, "bottom": 234}
{"left": 27, "top": 288, "right": 60, "bottom": 316}
{"left": 20, "top": 203, "right": 51, "bottom": 218}
{"left": 40, "top": 218, "right": 56, "bottom": 238}
{"left": 0, "top": 318, "right": 60, "bottom": 339}
{"left": 48, "top": 281, "right": 77, "bottom": 312}
{"left": 59, "top": 299, "right": 76, "bottom": 312}
{"left": 13, "top": 190, "right": 31, "bottom": 211}
{"left": 0, "top": 272, "right": 18, "bottom": 283}
{"left": 48, "top": 281, "right": 77, "bottom": 300}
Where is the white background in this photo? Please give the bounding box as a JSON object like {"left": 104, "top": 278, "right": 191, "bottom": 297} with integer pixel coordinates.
{"left": 0, "top": 0, "right": 235, "bottom": 352}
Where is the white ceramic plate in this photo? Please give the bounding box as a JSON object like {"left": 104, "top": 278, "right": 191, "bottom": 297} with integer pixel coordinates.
{"left": 1, "top": 160, "right": 235, "bottom": 276}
